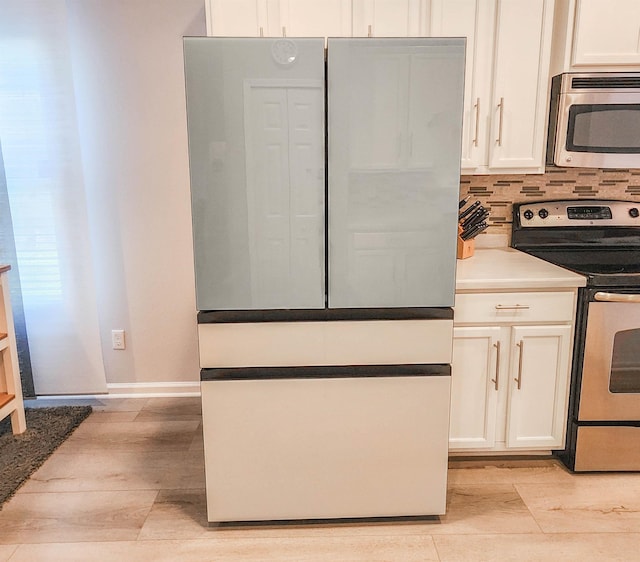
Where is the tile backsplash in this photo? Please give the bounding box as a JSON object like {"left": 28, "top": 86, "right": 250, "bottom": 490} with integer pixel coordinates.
{"left": 460, "top": 167, "right": 640, "bottom": 238}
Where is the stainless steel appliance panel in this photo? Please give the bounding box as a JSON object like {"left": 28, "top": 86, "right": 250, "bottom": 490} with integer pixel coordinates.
{"left": 574, "top": 425, "right": 640, "bottom": 472}
{"left": 512, "top": 199, "right": 640, "bottom": 471}
{"left": 548, "top": 72, "right": 640, "bottom": 169}
{"left": 579, "top": 299, "right": 640, "bottom": 421}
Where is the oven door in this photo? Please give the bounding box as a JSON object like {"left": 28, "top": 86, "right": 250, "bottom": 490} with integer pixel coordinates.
{"left": 579, "top": 291, "right": 640, "bottom": 421}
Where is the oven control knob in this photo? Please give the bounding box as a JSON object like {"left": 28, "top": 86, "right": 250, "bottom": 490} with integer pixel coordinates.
{"left": 629, "top": 207, "right": 639, "bottom": 218}
{"left": 538, "top": 208, "right": 549, "bottom": 219}
{"left": 523, "top": 210, "right": 534, "bottom": 220}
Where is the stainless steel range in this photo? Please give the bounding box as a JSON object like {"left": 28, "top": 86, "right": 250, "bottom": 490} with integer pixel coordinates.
{"left": 512, "top": 199, "right": 640, "bottom": 472}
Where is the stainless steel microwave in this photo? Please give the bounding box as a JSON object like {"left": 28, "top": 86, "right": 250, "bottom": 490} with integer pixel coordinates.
{"left": 547, "top": 73, "right": 640, "bottom": 169}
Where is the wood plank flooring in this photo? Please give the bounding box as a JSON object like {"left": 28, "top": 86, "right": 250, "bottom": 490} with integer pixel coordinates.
{"left": 1, "top": 396, "right": 639, "bottom": 561}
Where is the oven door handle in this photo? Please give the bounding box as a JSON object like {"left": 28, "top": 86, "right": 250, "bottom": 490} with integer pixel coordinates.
{"left": 594, "top": 291, "right": 640, "bottom": 303}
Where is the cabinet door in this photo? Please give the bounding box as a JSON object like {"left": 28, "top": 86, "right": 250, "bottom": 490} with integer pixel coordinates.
{"left": 206, "top": 0, "right": 269, "bottom": 36}
{"left": 430, "top": 0, "right": 494, "bottom": 171}
{"left": 184, "top": 38, "right": 326, "bottom": 310}
{"left": 328, "top": 38, "right": 465, "bottom": 308}
{"left": 279, "top": 0, "right": 353, "bottom": 36}
{"left": 488, "top": 0, "right": 554, "bottom": 171}
{"left": 572, "top": 0, "right": 640, "bottom": 67}
{"left": 506, "top": 325, "right": 572, "bottom": 449}
{"left": 352, "top": 0, "right": 430, "bottom": 37}
{"left": 450, "top": 326, "right": 502, "bottom": 449}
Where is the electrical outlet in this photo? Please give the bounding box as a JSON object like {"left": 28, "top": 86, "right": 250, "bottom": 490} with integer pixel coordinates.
{"left": 111, "top": 329, "right": 126, "bottom": 350}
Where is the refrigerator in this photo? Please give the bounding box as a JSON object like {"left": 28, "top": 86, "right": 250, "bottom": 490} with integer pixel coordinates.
{"left": 184, "top": 36, "right": 465, "bottom": 522}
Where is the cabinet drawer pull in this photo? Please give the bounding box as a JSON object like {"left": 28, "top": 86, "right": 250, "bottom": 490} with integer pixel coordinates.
{"left": 473, "top": 98, "right": 480, "bottom": 147}
{"left": 491, "top": 340, "right": 500, "bottom": 391}
{"left": 495, "top": 304, "right": 530, "bottom": 310}
{"left": 496, "top": 97, "right": 504, "bottom": 146}
{"left": 515, "top": 340, "right": 523, "bottom": 390}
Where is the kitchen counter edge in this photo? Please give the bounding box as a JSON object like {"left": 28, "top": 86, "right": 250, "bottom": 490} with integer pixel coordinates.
{"left": 455, "top": 247, "right": 587, "bottom": 291}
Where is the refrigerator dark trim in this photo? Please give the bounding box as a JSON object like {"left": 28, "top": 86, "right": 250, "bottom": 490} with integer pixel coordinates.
{"left": 201, "top": 363, "right": 451, "bottom": 381}
{"left": 197, "top": 307, "right": 453, "bottom": 324}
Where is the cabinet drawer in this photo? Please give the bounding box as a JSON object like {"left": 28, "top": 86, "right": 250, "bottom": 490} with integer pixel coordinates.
{"left": 454, "top": 292, "right": 575, "bottom": 324}
{"left": 198, "top": 319, "right": 453, "bottom": 368}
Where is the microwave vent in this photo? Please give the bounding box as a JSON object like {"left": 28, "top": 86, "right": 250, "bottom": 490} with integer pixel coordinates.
{"left": 571, "top": 76, "right": 640, "bottom": 89}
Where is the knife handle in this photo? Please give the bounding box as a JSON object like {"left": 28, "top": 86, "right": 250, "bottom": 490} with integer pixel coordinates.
{"left": 461, "top": 208, "right": 487, "bottom": 230}
{"left": 458, "top": 200, "right": 480, "bottom": 221}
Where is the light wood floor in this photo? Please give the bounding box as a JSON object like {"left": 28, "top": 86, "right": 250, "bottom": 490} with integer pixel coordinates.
{"left": 1, "top": 396, "right": 639, "bottom": 561}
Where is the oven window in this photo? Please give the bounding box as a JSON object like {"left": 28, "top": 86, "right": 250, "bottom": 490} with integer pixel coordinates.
{"left": 610, "top": 328, "right": 640, "bottom": 393}
{"left": 567, "top": 104, "right": 640, "bottom": 153}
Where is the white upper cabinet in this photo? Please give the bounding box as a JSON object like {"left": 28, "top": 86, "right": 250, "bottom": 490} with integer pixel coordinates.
{"left": 206, "top": 0, "right": 556, "bottom": 175}
{"left": 207, "top": 0, "right": 431, "bottom": 38}
{"left": 552, "top": 0, "right": 640, "bottom": 72}
{"left": 429, "top": 0, "right": 493, "bottom": 171}
{"left": 206, "top": 0, "right": 268, "bottom": 36}
{"left": 352, "top": 0, "right": 431, "bottom": 37}
{"left": 488, "top": 0, "right": 554, "bottom": 172}
{"left": 207, "top": 0, "right": 353, "bottom": 37}
{"left": 431, "top": 0, "right": 555, "bottom": 174}
{"left": 278, "top": 0, "right": 353, "bottom": 37}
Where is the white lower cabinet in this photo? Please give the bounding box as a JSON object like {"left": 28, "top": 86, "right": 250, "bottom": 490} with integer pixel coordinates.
{"left": 450, "top": 326, "right": 501, "bottom": 449}
{"left": 450, "top": 292, "right": 574, "bottom": 452}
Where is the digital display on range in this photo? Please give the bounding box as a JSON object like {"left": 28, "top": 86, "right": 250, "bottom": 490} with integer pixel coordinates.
{"left": 567, "top": 206, "right": 612, "bottom": 220}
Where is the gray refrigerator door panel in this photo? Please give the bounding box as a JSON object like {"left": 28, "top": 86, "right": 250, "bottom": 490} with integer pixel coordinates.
{"left": 184, "top": 38, "right": 326, "bottom": 310}
{"left": 327, "top": 38, "right": 465, "bottom": 308}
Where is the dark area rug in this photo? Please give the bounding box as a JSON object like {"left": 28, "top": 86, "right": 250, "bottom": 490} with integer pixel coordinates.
{"left": 0, "top": 406, "right": 92, "bottom": 508}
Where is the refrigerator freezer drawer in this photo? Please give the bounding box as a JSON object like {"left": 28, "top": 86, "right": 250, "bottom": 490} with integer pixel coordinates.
{"left": 201, "top": 374, "right": 451, "bottom": 522}
{"left": 198, "top": 319, "right": 453, "bottom": 367}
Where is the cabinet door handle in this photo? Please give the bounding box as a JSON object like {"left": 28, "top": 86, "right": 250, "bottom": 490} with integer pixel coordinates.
{"left": 495, "top": 304, "right": 530, "bottom": 310}
{"left": 496, "top": 97, "right": 504, "bottom": 146}
{"left": 259, "top": 26, "right": 264, "bottom": 37}
{"left": 368, "top": 24, "right": 373, "bottom": 37}
{"left": 282, "top": 26, "right": 287, "bottom": 37}
{"left": 515, "top": 340, "right": 523, "bottom": 390}
{"left": 491, "top": 340, "right": 500, "bottom": 391}
{"left": 473, "top": 98, "right": 480, "bottom": 147}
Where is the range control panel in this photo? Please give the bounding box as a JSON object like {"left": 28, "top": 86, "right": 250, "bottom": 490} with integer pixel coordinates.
{"left": 516, "top": 200, "right": 640, "bottom": 227}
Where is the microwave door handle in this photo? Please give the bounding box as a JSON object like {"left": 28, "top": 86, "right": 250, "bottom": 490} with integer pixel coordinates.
{"left": 594, "top": 292, "right": 640, "bottom": 303}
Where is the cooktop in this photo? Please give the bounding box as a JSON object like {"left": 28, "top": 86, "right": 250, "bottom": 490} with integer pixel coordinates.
{"left": 512, "top": 200, "right": 640, "bottom": 287}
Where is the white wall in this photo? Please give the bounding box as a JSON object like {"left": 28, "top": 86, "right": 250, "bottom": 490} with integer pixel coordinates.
{"left": 66, "top": 0, "right": 205, "bottom": 388}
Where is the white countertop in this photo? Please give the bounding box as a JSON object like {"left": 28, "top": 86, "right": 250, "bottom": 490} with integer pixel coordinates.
{"left": 455, "top": 247, "right": 587, "bottom": 291}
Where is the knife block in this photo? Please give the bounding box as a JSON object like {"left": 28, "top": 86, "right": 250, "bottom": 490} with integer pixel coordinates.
{"left": 457, "top": 227, "right": 475, "bottom": 259}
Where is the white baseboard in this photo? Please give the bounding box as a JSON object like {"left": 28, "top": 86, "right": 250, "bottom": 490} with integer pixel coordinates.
{"left": 34, "top": 381, "right": 201, "bottom": 400}
{"left": 106, "top": 381, "right": 201, "bottom": 398}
